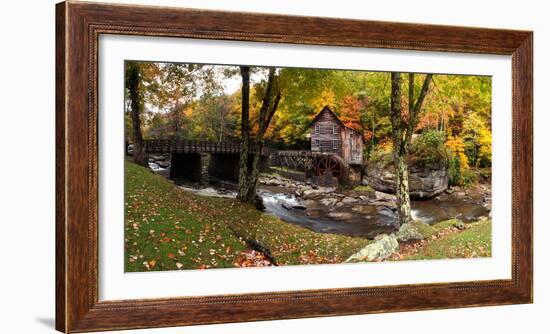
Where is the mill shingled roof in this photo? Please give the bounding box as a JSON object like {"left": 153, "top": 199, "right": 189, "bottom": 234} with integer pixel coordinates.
{"left": 310, "top": 105, "right": 363, "bottom": 135}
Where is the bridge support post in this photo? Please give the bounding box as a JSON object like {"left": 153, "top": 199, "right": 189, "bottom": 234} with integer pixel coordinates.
{"left": 199, "top": 153, "right": 211, "bottom": 186}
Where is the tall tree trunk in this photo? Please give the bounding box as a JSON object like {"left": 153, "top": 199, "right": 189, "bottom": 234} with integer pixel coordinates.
{"left": 393, "top": 153, "right": 412, "bottom": 224}
{"left": 389, "top": 72, "right": 432, "bottom": 225}
{"left": 127, "top": 63, "right": 148, "bottom": 166}
{"left": 245, "top": 141, "right": 263, "bottom": 202}
{"left": 390, "top": 72, "right": 412, "bottom": 224}
{"left": 236, "top": 67, "right": 281, "bottom": 204}
{"left": 244, "top": 69, "right": 281, "bottom": 203}
{"left": 237, "top": 66, "right": 251, "bottom": 201}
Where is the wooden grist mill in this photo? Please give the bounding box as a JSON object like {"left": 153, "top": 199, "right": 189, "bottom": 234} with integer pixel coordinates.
{"left": 277, "top": 106, "right": 364, "bottom": 186}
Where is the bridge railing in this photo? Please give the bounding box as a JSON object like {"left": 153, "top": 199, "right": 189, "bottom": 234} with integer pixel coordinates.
{"left": 277, "top": 150, "right": 334, "bottom": 157}
{"left": 143, "top": 139, "right": 271, "bottom": 155}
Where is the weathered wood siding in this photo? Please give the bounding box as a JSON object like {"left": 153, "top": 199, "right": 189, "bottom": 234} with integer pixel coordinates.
{"left": 310, "top": 107, "right": 364, "bottom": 165}
{"left": 310, "top": 109, "right": 342, "bottom": 157}
{"left": 341, "top": 128, "right": 363, "bottom": 165}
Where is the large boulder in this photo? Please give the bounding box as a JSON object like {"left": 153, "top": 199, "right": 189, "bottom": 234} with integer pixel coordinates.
{"left": 396, "top": 223, "right": 424, "bottom": 242}
{"left": 342, "top": 196, "right": 359, "bottom": 204}
{"left": 345, "top": 234, "right": 399, "bottom": 262}
{"left": 157, "top": 161, "right": 170, "bottom": 168}
{"left": 319, "top": 197, "right": 338, "bottom": 207}
{"left": 327, "top": 211, "right": 354, "bottom": 220}
{"left": 374, "top": 191, "right": 396, "bottom": 201}
{"left": 297, "top": 186, "right": 337, "bottom": 199}
{"left": 364, "top": 160, "right": 449, "bottom": 198}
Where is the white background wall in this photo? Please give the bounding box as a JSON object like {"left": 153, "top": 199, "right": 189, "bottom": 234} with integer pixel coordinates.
{"left": 0, "top": 0, "right": 546, "bottom": 333}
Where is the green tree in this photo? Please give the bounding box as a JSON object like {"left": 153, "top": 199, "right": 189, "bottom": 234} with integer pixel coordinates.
{"left": 246, "top": 68, "right": 281, "bottom": 202}
{"left": 237, "top": 66, "right": 251, "bottom": 201}
{"left": 237, "top": 67, "right": 281, "bottom": 204}
{"left": 125, "top": 61, "right": 148, "bottom": 166}
{"left": 462, "top": 111, "right": 492, "bottom": 167}
{"left": 390, "top": 72, "right": 433, "bottom": 225}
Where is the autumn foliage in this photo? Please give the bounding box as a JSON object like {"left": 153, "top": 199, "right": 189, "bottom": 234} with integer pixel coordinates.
{"left": 339, "top": 95, "right": 366, "bottom": 134}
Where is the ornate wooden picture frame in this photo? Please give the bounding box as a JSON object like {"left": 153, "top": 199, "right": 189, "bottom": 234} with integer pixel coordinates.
{"left": 56, "top": 1, "right": 532, "bottom": 332}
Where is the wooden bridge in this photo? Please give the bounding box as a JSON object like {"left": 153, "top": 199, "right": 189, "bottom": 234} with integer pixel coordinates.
{"left": 141, "top": 140, "right": 271, "bottom": 186}
{"left": 143, "top": 139, "right": 271, "bottom": 155}
{"left": 139, "top": 140, "right": 361, "bottom": 186}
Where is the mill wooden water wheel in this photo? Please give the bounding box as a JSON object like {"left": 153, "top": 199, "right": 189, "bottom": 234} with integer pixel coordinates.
{"left": 314, "top": 155, "right": 344, "bottom": 180}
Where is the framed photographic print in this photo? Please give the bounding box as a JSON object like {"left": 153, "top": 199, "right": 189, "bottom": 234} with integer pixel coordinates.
{"left": 56, "top": 1, "right": 532, "bottom": 332}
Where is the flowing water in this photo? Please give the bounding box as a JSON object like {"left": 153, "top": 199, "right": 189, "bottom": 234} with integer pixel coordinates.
{"left": 259, "top": 187, "right": 397, "bottom": 238}
{"left": 175, "top": 182, "right": 490, "bottom": 239}
{"left": 258, "top": 186, "right": 489, "bottom": 238}
{"left": 149, "top": 164, "right": 489, "bottom": 239}
{"left": 410, "top": 197, "right": 490, "bottom": 224}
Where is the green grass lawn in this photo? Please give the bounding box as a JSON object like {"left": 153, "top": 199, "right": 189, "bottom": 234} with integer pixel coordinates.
{"left": 393, "top": 219, "right": 492, "bottom": 261}
{"left": 125, "top": 160, "right": 371, "bottom": 271}
{"left": 125, "top": 161, "right": 247, "bottom": 271}
{"left": 125, "top": 160, "right": 491, "bottom": 271}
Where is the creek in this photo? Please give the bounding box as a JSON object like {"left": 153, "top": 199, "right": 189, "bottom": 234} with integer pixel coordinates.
{"left": 149, "top": 161, "right": 490, "bottom": 239}
{"left": 177, "top": 181, "right": 490, "bottom": 239}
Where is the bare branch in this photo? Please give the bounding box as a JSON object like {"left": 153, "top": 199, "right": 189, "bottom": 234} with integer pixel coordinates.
{"left": 404, "top": 73, "right": 433, "bottom": 146}
{"left": 413, "top": 73, "right": 433, "bottom": 116}
{"left": 390, "top": 72, "right": 403, "bottom": 151}
{"left": 262, "top": 92, "right": 281, "bottom": 136}
{"left": 257, "top": 68, "right": 277, "bottom": 128}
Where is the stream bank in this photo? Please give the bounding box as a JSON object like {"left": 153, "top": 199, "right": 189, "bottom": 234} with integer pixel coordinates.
{"left": 126, "top": 160, "right": 373, "bottom": 271}
{"left": 144, "top": 161, "right": 491, "bottom": 263}
{"left": 176, "top": 172, "right": 490, "bottom": 240}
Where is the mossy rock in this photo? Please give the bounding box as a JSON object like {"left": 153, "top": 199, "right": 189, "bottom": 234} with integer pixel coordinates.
{"left": 396, "top": 223, "right": 424, "bottom": 242}
{"left": 353, "top": 185, "right": 375, "bottom": 193}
